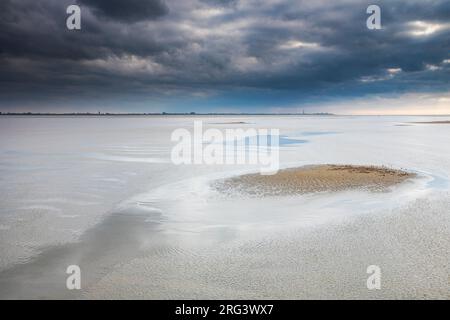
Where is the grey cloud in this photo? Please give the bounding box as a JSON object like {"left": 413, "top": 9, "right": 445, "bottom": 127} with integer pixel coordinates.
{"left": 78, "top": 0, "right": 169, "bottom": 22}
{"left": 200, "top": 0, "right": 238, "bottom": 7}
{"left": 0, "top": 0, "right": 449, "bottom": 110}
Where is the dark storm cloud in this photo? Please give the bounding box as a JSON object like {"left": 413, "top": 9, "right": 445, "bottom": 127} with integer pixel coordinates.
{"left": 0, "top": 0, "right": 449, "bottom": 111}
{"left": 78, "top": 0, "right": 169, "bottom": 22}
{"left": 0, "top": 0, "right": 173, "bottom": 60}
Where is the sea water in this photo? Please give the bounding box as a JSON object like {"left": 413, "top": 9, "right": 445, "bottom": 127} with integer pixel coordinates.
{"left": 0, "top": 115, "right": 449, "bottom": 298}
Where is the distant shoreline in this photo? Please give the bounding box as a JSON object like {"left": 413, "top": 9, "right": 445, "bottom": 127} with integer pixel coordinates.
{"left": 0, "top": 112, "right": 334, "bottom": 116}
{"left": 2, "top": 113, "right": 450, "bottom": 117}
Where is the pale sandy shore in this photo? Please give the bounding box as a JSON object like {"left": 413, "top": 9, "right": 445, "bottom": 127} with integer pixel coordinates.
{"left": 84, "top": 196, "right": 450, "bottom": 299}
{"left": 214, "top": 165, "right": 415, "bottom": 196}
{"left": 83, "top": 166, "right": 449, "bottom": 299}
{"left": 1, "top": 165, "right": 447, "bottom": 300}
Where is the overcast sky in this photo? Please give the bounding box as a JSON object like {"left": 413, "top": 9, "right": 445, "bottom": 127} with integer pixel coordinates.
{"left": 0, "top": 0, "right": 449, "bottom": 114}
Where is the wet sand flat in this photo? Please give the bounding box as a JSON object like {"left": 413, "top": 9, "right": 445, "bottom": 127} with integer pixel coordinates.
{"left": 1, "top": 116, "right": 449, "bottom": 299}
{"left": 85, "top": 196, "right": 450, "bottom": 299}
{"left": 215, "top": 165, "right": 415, "bottom": 196}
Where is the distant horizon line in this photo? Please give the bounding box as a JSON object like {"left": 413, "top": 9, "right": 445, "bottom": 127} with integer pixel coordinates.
{"left": 0, "top": 111, "right": 450, "bottom": 117}
{"left": 0, "top": 111, "right": 335, "bottom": 116}
{"left": 1, "top": 112, "right": 450, "bottom": 117}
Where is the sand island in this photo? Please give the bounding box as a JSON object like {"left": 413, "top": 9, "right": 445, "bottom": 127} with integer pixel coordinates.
{"left": 214, "top": 165, "right": 415, "bottom": 196}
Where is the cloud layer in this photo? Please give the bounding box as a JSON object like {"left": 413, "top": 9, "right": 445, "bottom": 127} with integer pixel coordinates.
{"left": 0, "top": 0, "right": 449, "bottom": 112}
{"left": 78, "top": 0, "right": 169, "bottom": 22}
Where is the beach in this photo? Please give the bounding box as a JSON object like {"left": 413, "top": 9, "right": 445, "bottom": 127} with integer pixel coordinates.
{"left": 0, "top": 115, "right": 449, "bottom": 299}
{"left": 85, "top": 196, "right": 450, "bottom": 299}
